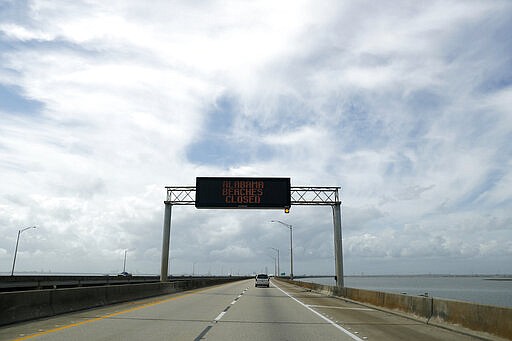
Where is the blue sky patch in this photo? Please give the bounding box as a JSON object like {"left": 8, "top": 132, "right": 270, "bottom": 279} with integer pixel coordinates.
{"left": 187, "top": 95, "right": 270, "bottom": 166}
{"left": 451, "top": 168, "right": 506, "bottom": 211}
{"left": 187, "top": 94, "right": 304, "bottom": 166}
{"left": 405, "top": 89, "right": 445, "bottom": 114}
{"left": 334, "top": 95, "right": 389, "bottom": 152}
{"left": 0, "top": 84, "right": 43, "bottom": 115}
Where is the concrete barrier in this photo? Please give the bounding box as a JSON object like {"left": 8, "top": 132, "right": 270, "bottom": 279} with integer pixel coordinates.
{"left": 278, "top": 279, "right": 512, "bottom": 340}
{"left": 343, "top": 286, "right": 433, "bottom": 320}
{"left": 0, "top": 275, "right": 160, "bottom": 291}
{"left": 0, "top": 277, "right": 245, "bottom": 326}
{"left": 430, "top": 298, "right": 512, "bottom": 340}
{"left": 1, "top": 290, "right": 54, "bottom": 325}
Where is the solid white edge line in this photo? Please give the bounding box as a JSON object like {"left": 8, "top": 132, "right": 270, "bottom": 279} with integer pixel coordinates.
{"left": 272, "top": 282, "right": 364, "bottom": 341}
{"left": 307, "top": 305, "right": 374, "bottom": 311}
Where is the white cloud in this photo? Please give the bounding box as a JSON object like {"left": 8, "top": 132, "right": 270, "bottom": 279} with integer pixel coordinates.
{"left": 1, "top": 0, "right": 511, "bottom": 276}
{"left": 0, "top": 23, "right": 53, "bottom": 41}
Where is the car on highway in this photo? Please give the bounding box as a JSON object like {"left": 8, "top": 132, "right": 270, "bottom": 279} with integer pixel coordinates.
{"left": 255, "top": 273, "right": 270, "bottom": 287}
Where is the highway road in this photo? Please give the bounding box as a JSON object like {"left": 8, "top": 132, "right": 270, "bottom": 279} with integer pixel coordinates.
{"left": 0, "top": 279, "right": 482, "bottom": 340}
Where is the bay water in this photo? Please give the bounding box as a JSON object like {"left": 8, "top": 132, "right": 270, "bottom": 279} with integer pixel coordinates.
{"left": 300, "top": 276, "right": 512, "bottom": 308}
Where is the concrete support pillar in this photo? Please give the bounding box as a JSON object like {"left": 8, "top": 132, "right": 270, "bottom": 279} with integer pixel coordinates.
{"left": 160, "top": 201, "right": 172, "bottom": 282}
{"left": 332, "top": 203, "right": 344, "bottom": 287}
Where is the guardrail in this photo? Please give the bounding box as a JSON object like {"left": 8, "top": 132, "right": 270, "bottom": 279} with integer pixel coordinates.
{"left": 0, "top": 276, "right": 250, "bottom": 326}
{"left": 277, "top": 278, "right": 512, "bottom": 340}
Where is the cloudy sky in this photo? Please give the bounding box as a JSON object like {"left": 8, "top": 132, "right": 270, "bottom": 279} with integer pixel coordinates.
{"left": 1, "top": 0, "right": 511, "bottom": 277}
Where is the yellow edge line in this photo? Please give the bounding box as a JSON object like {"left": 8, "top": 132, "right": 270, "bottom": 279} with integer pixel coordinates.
{"left": 12, "top": 286, "right": 215, "bottom": 341}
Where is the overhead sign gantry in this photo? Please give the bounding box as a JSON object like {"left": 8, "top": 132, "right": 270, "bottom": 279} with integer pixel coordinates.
{"left": 161, "top": 178, "right": 344, "bottom": 287}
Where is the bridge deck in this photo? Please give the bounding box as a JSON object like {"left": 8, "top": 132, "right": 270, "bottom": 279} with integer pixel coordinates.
{"left": 0, "top": 279, "right": 483, "bottom": 341}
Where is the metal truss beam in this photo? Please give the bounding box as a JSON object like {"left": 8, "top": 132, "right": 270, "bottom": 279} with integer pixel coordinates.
{"left": 290, "top": 187, "right": 340, "bottom": 205}
{"left": 165, "top": 186, "right": 195, "bottom": 205}
{"left": 165, "top": 186, "right": 341, "bottom": 206}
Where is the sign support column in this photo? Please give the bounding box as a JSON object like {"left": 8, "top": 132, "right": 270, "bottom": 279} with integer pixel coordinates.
{"left": 163, "top": 185, "right": 344, "bottom": 286}
{"left": 160, "top": 201, "right": 172, "bottom": 282}
{"left": 332, "top": 202, "right": 344, "bottom": 287}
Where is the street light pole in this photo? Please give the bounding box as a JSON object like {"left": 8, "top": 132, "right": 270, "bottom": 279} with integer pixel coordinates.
{"left": 271, "top": 220, "right": 293, "bottom": 280}
{"left": 270, "top": 247, "right": 280, "bottom": 276}
{"left": 266, "top": 254, "right": 277, "bottom": 276}
{"left": 11, "top": 226, "right": 36, "bottom": 276}
{"left": 123, "top": 250, "right": 127, "bottom": 273}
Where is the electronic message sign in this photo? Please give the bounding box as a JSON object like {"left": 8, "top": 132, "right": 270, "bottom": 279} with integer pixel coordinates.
{"left": 195, "top": 177, "right": 291, "bottom": 209}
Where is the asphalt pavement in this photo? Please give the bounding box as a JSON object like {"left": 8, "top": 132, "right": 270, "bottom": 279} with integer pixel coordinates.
{"left": 0, "top": 278, "right": 484, "bottom": 340}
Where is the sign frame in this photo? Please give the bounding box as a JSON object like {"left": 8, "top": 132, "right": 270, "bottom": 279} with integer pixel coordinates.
{"left": 195, "top": 177, "right": 291, "bottom": 209}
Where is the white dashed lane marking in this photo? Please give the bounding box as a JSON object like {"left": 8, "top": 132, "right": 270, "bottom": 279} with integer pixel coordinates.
{"left": 214, "top": 311, "right": 226, "bottom": 322}
{"left": 212, "top": 287, "right": 248, "bottom": 323}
